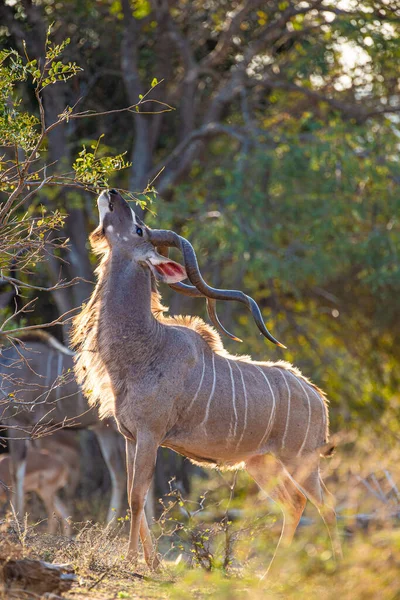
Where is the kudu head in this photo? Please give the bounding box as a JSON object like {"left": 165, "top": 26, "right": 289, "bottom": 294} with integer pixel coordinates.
{"left": 93, "top": 189, "right": 187, "bottom": 284}
{"left": 93, "top": 189, "right": 285, "bottom": 348}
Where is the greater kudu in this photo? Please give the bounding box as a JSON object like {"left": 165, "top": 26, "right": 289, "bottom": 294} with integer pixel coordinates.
{"left": 0, "top": 330, "right": 126, "bottom": 522}
{"left": 72, "top": 190, "right": 340, "bottom": 568}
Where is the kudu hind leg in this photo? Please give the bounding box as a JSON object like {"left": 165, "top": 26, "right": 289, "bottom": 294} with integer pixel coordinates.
{"left": 93, "top": 423, "right": 126, "bottom": 522}
{"left": 281, "top": 459, "right": 342, "bottom": 560}
{"left": 54, "top": 496, "right": 72, "bottom": 536}
{"left": 125, "top": 436, "right": 159, "bottom": 569}
{"left": 301, "top": 471, "right": 342, "bottom": 560}
{"left": 40, "top": 490, "right": 59, "bottom": 535}
{"left": 8, "top": 435, "right": 28, "bottom": 517}
{"left": 38, "top": 486, "right": 71, "bottom": 536}
{"left": 246, "top": 454, "right": 307, "bottom": 546}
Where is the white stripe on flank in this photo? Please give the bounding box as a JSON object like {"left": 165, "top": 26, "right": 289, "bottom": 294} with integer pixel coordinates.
{"left": 234, "top": 362, "right": 248, "bottom": 451}
{"left": 187, "top": 350, "right": 206, "bottom": 412}
{"left": 308, "top": 385, "right": 327, "bottom": 441}
{"left": 225, "top": 359, "right": 238, "bottom": 441}
{"left": 55, "top": 354, "right": 63, "bottom": 401}
{"left": 255, "top": 366, "right": 276, "bottom": 450}
{"left": 277, "top": 370, "right": 291, "bottom": 450}
{"left": 201, "top": 353, "right": 217, "bottom": 432}
{"left": 295, "top": 376, "right": 312, "bottom": 456}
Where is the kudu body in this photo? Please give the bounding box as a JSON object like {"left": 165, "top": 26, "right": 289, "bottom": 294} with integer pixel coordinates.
{"left": 0, "top": 448, "right": 71, "bottom": 535}
{"left": 73, "top": 190, "right": 339, "bottom": 568}
{"left": 0, "top": 331, "right": 126, "bottom": 522}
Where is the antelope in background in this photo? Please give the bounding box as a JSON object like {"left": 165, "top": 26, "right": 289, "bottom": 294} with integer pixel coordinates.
{"left": 73, "top": 189, "right": 340, "bottom": 569}
{"left": 0, "top": 448, "right": 71, "bottom": 535}
{"left": 34, "top": 429, "right": 81, "bottom": 511}
{"left": 0, "top": 330, "right": 126, "bottom": 523}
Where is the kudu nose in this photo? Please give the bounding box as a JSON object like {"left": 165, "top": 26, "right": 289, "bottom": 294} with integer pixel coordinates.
{"left": 109, "top": 189, "right": 118, "bottom": 195}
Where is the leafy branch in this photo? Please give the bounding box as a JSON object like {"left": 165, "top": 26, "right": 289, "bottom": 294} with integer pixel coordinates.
{"left": 0, "top": 28, "right": 172, "bottom": 339}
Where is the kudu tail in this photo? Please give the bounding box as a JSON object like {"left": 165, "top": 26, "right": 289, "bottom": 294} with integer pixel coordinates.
{"left": 319, "top": 433, "right": 342, "bottom": 457}
{"left": 320, "top": 443, "right": 336, "bottom": 457}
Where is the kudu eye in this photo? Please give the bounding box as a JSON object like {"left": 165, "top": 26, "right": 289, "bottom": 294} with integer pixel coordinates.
{"left": 109, "top": 201, "right": 114, "bottom": 211}
{"left": 136, "top": 226, "right": 143, "bottom": 237}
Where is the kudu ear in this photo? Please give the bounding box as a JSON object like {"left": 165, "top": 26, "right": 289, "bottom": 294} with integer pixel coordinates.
{"left": 146, "top": 254, "right": 187, "bottom": 284}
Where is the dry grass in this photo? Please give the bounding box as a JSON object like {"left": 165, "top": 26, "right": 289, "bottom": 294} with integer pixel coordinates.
{"left": 1, "top": 435, "right": 400, "bottom": 599}
{"left": 1, "top": 516, "right": 400, "bottom": 600}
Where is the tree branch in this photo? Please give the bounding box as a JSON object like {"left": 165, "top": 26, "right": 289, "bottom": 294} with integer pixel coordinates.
{"left": 260, "top": 76, "right": 400, "bottom": 122}
{"left": 200, "top": 0, "right": 261, "bottom": 70}
{"left": 153, "top": 123, "right": 246, "bottom": 195}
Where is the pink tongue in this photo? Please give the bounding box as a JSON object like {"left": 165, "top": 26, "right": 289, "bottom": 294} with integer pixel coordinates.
{"left": 156, "top": 262, "right": 185, "bottom": 277}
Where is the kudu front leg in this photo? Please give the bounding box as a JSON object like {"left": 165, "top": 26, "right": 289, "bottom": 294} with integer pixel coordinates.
{"left": 125, "top": 435, "right": 159, "bottom": 570}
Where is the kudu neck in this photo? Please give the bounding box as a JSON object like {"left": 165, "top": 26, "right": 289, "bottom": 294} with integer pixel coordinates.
{"left": 103, "top": 249, "right": 162, "bottom": 346}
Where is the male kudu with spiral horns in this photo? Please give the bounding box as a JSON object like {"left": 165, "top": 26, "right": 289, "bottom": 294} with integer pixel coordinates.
{"left": 72, "top": 189, "right": 340, "bottom": 569}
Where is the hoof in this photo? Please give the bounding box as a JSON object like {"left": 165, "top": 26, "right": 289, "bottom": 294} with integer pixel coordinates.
{"left": 149, "top": 553, "right": 161, "bottom": 572}
{"left": 126, "top": 550, "right": 139, "bottom": 566}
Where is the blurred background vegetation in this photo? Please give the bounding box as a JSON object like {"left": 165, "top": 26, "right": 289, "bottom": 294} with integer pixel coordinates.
{"left": 1, "top": 0, "right": 399, "bottom": 433}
